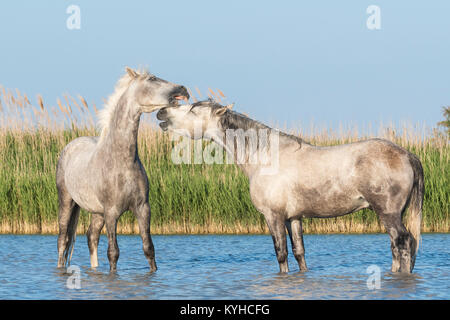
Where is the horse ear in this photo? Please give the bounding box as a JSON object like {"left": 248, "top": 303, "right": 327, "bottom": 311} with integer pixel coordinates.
{"left": 215, "top": 103, "right": 234, "bottom": 116}
{"left": 215, "top": 106, "right": 228, "bottom": 116}
{"left": 125, "top": 67, "right": 138, "bottom": 78}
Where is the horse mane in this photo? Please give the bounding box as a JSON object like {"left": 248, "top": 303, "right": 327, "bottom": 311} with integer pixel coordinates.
{"left": 97, "top": 69, "right": 151, "bottom": 140}
{"left": 219, "top": 107, "right": 305, "bottom": 147}
{"left": 194, "top": 99, "right": 271, "bottom": 131}
{"left": 220, "top": 109, "right": 268, "bottom": 131}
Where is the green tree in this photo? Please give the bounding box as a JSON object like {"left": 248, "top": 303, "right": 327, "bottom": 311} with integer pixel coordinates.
{"left": 437, "top": 107, "right": 450, "bottom": 137}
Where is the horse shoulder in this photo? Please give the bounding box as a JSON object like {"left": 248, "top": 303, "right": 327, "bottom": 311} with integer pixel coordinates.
{"left": 58, "top": 136, "right": 98, "bottom": 172}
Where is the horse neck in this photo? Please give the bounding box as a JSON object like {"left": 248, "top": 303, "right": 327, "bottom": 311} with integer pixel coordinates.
{"left": 101, "top": 95, "right": 142, "bottom": 162}
{"left": 214, "top": 112, "right": 275, "bottom": 178}
{"left": 214, "top": 111, "right": 307, "bottom": 177}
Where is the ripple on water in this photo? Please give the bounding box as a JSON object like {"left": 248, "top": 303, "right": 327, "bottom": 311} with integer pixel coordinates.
{"left": 0, "top": 234, "right": 448, "bottom": 299}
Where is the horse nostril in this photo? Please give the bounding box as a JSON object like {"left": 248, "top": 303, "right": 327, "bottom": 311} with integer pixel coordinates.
{"left": 156, "top": 108, "right": 167, "bottom": 120}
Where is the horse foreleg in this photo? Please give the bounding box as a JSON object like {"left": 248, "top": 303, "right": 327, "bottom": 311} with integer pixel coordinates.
{"left": 105, "top": 210, "right": 121, "bottom": 272}
{"left": 133, "top": 203, "right": 157, "bottom": 272}
{"left": 265, "top": 215, "right": 289, "bottom": 273}
{"left": 286, "top": 218, "right": 308, "bottom": 271}
{"left": 87, "top": 213, "right": 105, "bottom": 268}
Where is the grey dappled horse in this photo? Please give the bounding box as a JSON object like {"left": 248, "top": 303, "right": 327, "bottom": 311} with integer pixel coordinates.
{"left": 157, "top": 100, "right": 424, "bottom": 274}
{"left": 56, "top": 67, "right": 189, "bottom": 272}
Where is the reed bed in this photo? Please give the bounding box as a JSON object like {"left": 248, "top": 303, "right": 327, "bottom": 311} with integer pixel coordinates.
{"left": 0, "top": 85, "right": 448, "bottom": 234}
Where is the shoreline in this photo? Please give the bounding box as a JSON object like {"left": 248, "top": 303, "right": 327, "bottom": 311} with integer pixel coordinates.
{"left": 1, "top": 103, "right": 448, "bottom": 238}
{"left": 0, "top": 220, "right": 447, "bottom": 235}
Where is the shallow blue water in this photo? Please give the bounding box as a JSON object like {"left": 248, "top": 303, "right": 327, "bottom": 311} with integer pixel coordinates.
{"left": 0, "top": 234, "right": 448, "bottom": 299}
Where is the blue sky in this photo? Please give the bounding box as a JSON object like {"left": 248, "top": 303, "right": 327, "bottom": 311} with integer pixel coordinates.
{"left": 0, "top": 1, "right": 449, "bottom": 132}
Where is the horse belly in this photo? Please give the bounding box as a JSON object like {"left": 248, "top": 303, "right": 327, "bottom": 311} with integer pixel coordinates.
{"left": 68, "top": 184, "right": 104, "bottom": 213}
{"left": 288, "top": 189, "right": 370, "bottom": 219}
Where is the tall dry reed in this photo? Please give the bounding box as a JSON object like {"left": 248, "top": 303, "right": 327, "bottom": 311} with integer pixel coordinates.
{"left": 0, "top": 85, "right": 448, "bottom": 234}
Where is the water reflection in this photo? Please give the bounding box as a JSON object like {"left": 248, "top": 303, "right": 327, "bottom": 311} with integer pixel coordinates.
{"left": 380, "top": 272, "right": 422, "bottom": 299}
{"left": 249, "top": 271, "right": 368, "bottom": 299}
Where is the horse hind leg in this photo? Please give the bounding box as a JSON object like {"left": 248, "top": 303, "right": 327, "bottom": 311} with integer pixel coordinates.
{"left": 377, "top": 210, "right": 416, "bottom": 273}
{"left": 369, "top": 192, "right": 416, "bottom": 273}
{"left": 87, "top": 213, "right": 105, "bottom": 268}
{"left": 286, "top": 218, "right": 308, "bottom": 271}
{"left": 361, "top": 174, "right": 418, "bottom": 273}
{"left": 57, "top": 190, "right": 80, "bottom": 268}
{"left": 265, "top": 214, "right": 289, "bottom": 273}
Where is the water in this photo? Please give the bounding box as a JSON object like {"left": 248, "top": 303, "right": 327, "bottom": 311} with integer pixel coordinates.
{"left": 0, "top": 234, "right": 448, "bottom": 299}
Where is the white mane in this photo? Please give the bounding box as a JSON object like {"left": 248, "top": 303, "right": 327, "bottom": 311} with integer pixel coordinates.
{"left": 97, "top": 69, "right": 150, "bottom": 140}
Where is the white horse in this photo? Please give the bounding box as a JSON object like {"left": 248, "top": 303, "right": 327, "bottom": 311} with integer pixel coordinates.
{"left": 156, "top": 100, "right": 423, "bottom": 273}
{"left": 56, "top": 67, "right": 189, "bottom": 272}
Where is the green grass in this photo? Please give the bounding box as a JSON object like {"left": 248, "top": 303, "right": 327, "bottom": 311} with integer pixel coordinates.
{"left": 0, "top": 89, "right": 448, "bottom": 234}
{"left": 0, "top": 125, "right": 448, "bottom": 234}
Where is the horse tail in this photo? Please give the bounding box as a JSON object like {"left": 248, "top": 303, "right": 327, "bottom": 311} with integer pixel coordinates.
{"left": 406, "top": 153, "right": 424, "bottom": 254}
{"left": 64, "top": 206, "right": 80, "bottom": 267}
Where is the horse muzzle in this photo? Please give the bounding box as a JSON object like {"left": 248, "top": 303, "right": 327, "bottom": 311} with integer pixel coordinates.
{"left": 169, "top": 86, "right": 189, "bottom": 105}
{"left": 156, "top": 108, "right": 168, "bottom": 120}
